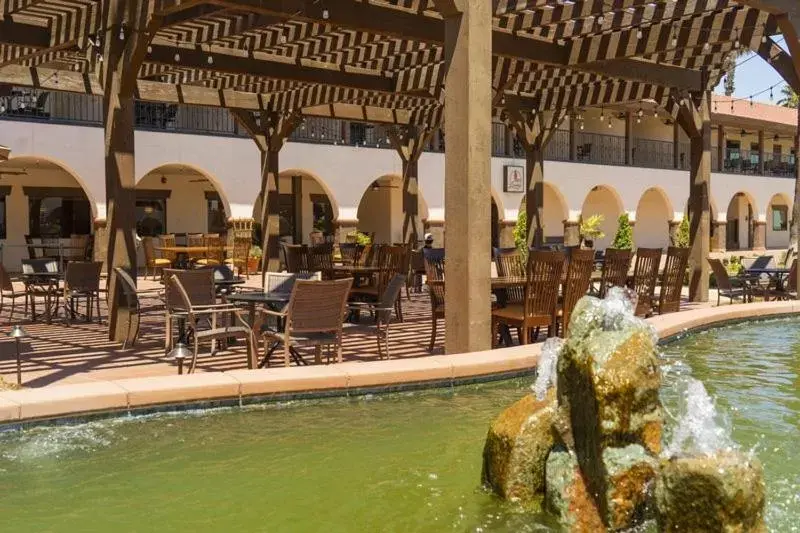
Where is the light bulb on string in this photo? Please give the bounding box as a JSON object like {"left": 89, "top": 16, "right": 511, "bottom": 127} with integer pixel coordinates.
{"left": 119, "top": 25, "right": 125, "bottom": 41}
{"left": 207, "top": 54, "right": 213, "bottom": 64}
{"left": 174, "top": 51, "right": 180, "bottom": 62}
{"left": 322, "top": 8, "right": 329, "bottom": 19}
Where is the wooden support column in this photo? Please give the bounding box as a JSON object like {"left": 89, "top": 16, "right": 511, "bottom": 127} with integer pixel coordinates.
{"left": 388, "top": 124, "right": 437, "bottom": 246}
{"left": 717, "top": 125, "right": 726, "bottom": 172}
{"left": 230, "top": 109, "right": 301, "bottom": 275}
{"left": 101, "top": 0, "right": 156, "bottom": 342}
{"left": 503, "top": 103, "right": 565, "bottom": 249}
{"left": 625, "top": 111, "right": 634, "bottom": 166}
{"left": 673, "top": 121, "right": 681, "bottom": 169}
{"left": 437, "top": 0, "right": 492, "bottom": 354}
{"left": 291, "top": 176, "right": 303, "bottom": 244}
{"left": 569, "top": 116, "right": 578, "bottom": 161}
{"left": 758, "top": 130, "right": 766, "bottom": 175}
{"left": 793, "top": 106, "right": 800, "bottom": 280}
{"left": 677, "top": 91, "right": 712, "bottom": 303}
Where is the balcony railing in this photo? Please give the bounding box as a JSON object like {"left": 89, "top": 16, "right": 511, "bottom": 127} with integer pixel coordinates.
{"left": 1, "top": 87, "right": 796, "bottom": 178}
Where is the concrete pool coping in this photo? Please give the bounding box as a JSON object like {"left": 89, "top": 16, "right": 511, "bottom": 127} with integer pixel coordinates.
{"left": 0, "top": 300, "right": 797, "bottom": 426}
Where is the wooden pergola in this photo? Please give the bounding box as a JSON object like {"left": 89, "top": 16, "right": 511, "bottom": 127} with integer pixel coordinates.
{"left": 1, "top": 0, "right": 799, "bottom": 353}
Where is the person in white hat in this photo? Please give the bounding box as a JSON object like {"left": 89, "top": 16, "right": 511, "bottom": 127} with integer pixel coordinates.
{"left": 423, "top": 233, "right": 434, "bottom": 248}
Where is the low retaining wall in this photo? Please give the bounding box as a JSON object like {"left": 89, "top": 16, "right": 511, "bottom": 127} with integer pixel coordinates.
{"left": 0, "top": 300, "right": 797, "bottom": 425}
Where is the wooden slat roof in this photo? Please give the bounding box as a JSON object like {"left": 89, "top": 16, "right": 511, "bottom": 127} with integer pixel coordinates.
{"left": 0, "top": 0, "right": 794, "bottom": 125}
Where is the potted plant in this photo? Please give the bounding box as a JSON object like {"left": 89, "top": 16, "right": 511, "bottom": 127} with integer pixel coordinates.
{"left": 247, "top": 245, "right": 262, "bottom": 273}
{"left": 346, "top": 231, "right": 372, "bottom": 246}
{"left": 579, "top": 214, "right": 605, "bottom": 249}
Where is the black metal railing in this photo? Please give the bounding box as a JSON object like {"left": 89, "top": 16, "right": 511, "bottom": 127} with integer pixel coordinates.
{"left": 1, "top": 86, "right": 795, "bottom": 178}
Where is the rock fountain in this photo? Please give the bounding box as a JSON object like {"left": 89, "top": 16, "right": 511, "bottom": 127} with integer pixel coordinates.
{"left": 482, "top": 288, "right": 765, "bottom": 531}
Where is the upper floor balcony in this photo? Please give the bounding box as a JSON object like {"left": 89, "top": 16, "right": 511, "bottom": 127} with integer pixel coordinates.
{"left": 1, "top": 87, "right": 796, "bottom": 179}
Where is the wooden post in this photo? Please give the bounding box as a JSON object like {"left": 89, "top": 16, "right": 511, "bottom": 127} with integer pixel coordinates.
{"left": 673, "top": 121, "right": 681, "bottom": 169}
{"left": 292, "top": 176, "right": 303, "bottom": 244}
{"left": 625, "top": 111, "right": 634, "bottom": 166}
{"left": 792, "top": 106, "right": 800, "bottom": 297}
{"left": 758, "top": 129, "right": 765, "bottom": 175}
{"left": 388, "top": 124, "right": 437, "bottom": 246}
{"left": 439, "top": 0, "right": 492, "bottom": 354}
{"left": 717, "top": 125, "right": 726, "bottom": 172}
{"left": 230, "top": 109, "right": 301, "bottom": 274}
{"left": 101, "top": 0, "right": 155, "bottom": 342}
{"left": 569, "top": 116, "right": 578, "bottom": 161}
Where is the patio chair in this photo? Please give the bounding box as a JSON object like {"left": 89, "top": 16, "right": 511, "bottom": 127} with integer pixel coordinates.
{"left": 631, "top": 247, "right": 662, "bottom": 317}
{"left": 61, "top": 261, "right": 103, "bottom": 325}
{"left": 338, "top": 243, "right": 360, "bottom": 266}
{"left": 348, "top": 274, "right": 406, "bottom": 359}
{"left": 350, "top": 245, "right": 404, "bottom": 307}
{"left": 170, "top": 274, "right": 256, "bottom": 373}
{"left": 308, "top": 243, "right": 335, "bottom": 280}
{"left": 21, "top": 258, "right": 60, "bottom": 322}
{"left": 707, "top": 258, "right": 748, "bottom": 305}
{"left": 265, "top": 271, "right": 322, "bottom": 295}
{"left": 224, "top": 236, "right": 251, "bottom": 279}
{"left": 159, "top": 234, "right": 178, "bottom": 265}
{"left": 142, "top": 236, "right": 172, "bottom": 280}
{"left": 163, "top": 267, "right": 216, "bottom": 353}
{"left": 260, "top": 278, "right": 353, "bottom": 367}
{"left": 494, "top": 247, "right": 526, "bottom": 305}
{"left": 24, "top": 235, "right": 38, "bottom": 259}
{"left": 761, "top": 259, "right": 797, "bottom": 301}
{"left": 357, "top": 244, "right": 377, "bottom": 266}
{"left": 0, "top": 263, "right": 29, "bottom": 319}
{"left": 599, "top": 248, "right": 632, "bottom": 297}
{"left": 283, "top": 243, "right": 311, "bottom": 274}
{"left": 408, "top": 249, "right": 426, "bottom": 295}
{"left": 113, "top": 267, "right": 164, "bottom": 350}
{"left": 41, "top": 236, "right": 60, "bottom": 260}
{"left": 423, "top": 248, "right": 445, "bottom": 351}
{"left": 196, "top": 234, "right": 224, "bottom": 266}
{"left": 557, "top": 249, "right": 594, "bottom": 337}
{"left": 654, "top": 247, "right": 690, "bottom": 314}
{"left": 492, "top": 250, "right": 564, "bottom": 346}
{"left": 68, "top": 234, "right": 91, "bottom": 261}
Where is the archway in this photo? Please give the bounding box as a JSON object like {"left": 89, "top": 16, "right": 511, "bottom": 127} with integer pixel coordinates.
{"left": 516, "top": 183, "right": 569, "bottom": 246}
{"left": 356, "top": 174, "right": 429, "bottom": 244}
{"left": 766, "top": 193, "right": 791, "bottom": 249}
{"left": 580, "top": 185, "right": 623, "bottom": 250}
{"left": 490, "top": 189, "right": 504, "bottom": 248}
{"left": 0, "top": 155, "right": 97, "bottom": 269}
{"left": 254, "top": 169, "right": 340, "bottom": 245}
{"left": 136, "top": 163, "right": 230, "bottom": 238}
{"left": 725, "top": 191, "right": 757, "bottom": 250}
{"left": 635, "top": 188, "right": 673, "bottom": 249}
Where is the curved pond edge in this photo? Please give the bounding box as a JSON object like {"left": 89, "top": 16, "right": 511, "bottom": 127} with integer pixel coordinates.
{"left": 1, "top": 300, "right": 798, "bottom": 429}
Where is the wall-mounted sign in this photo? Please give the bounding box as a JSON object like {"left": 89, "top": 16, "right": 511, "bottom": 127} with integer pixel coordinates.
{"left": 503, "top": 165, "right": 525, "bottom": 193}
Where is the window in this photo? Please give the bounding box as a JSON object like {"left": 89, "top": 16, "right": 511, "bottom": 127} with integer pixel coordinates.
{"left": 26, "top": 188, "right": 91, "bottom": 238}
{"left": 206, "top": 193, "right": 227, "bottom": 234}
{"left": 772, "top": 205, "right": 788, "bottom": 232}
{"left": 136, "top": 198, "right": 167, "bottom": 237}
{"left": 310, "top": 194, "right": 333, "bottom": 236}
{"left": 278, "top": 193, "right": 295, "bottom": 237}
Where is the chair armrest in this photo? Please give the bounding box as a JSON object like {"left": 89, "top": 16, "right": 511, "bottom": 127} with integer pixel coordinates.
{"left": 259, "top": 308, "right": 288, "bottom": 318}
{"left": 426, "top": 280, "right": 445, "bottom": 287}
{"left": 189, "top": 305, "right": 241, "bottom": 316}
{"left": 191, "top": 303, "right": 238, "bottom": 310}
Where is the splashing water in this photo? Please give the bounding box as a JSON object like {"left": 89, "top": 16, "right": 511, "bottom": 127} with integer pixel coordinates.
{"left": 664, "top": 378, "right": 735, "bottom": 457}
{"left": 532, "top": 337, "right": 564, "bottom": 400}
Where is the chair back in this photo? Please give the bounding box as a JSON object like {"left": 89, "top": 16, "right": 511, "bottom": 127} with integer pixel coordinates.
{"left": 64, "top": 261, "right": 102, "bottom": 293}
{"left": 423, "top": 248, "right": 445, "bottom": 308}
{"left": 0, "top": 263, "right": 15, "bottom": 291}
{"left": 747, "top": 255, "right": 774, "bottom": 271}
{"left": 309, "top": 231, "right": 325, "bottom": 245}
{"left": 69, "top": 234, "right": 90, "bottom": 260}
{"left": 283, "top": 244, "right": 311, "bottom": 274}
{"left": 658, "top": 247, "right": 690, "bottom": 314}
{"left": 375, "top": 245, "right": 405, "bottom": 294}
{"left": 231, "top": 236, "right": 250, "bottom": 262}
{"left": 494, "top": 248, "right": 526, "bottom": 304}
{"left": 286, "top": 278, "right": 353, "bottom": 334}
{"left": 24, "top": 235, "right": 37, "bottom": 259}
{"left": 21, "top": 258, "right": 59, "bottom": 274}
{"left": 113, "top": 267, "right": 139, "bottom": 308}
{"left": 377, "top": 274, "right": 407, "bottom": 323}
{"left": 410, "top": 249, "right": 425, "bottom": 273}
{"left": 163, "top": 268, "right": 215, "bottom": 310}
{"left": 265, "top": 272, "right": 321, "bottom": 295}
{"left": 308, "top": 243, "right": 334, "bottom": 279}
{"left": 632, "top": 247, "right": 662, "bottom": 316}
{"left": 787, "top": 259, "right": 797, "bottom": 290}
{"left": 187, "top": 233, "right": 205, "bottom": 248}
{"left": 204, "top": 234, "right": 225, "bottom": 263}
{"left": 707, "top": 258, "right": 732, "bottom": 292}
{"left": 561, "top": 249, "right": 594, "bottom": 335}
{"left": 600, "top": 248, "right": 632, "bottom": 297}
{"left": 199, "top": 264, "right": 235, "bottom": 282}
{"left": 358, "top": 244, "right": 377, "bottom": 266}
{"left": 523, "top": 250, "right": 564, "bottom": 320}
{"left": 41, "top": 236, "right": 60, "bottom": 259}
{"left": 159, "top": 234, "right": 177, "bottom": 261}
{"left": 142, "top": 236, "right": 157, "bottom": 265}
{"left": 338, "top": 243, "right": 360, "bottom": 266}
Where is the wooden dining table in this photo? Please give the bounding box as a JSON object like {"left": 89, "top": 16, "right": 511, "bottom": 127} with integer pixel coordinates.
{"left": 155, "top": 245, "right": 230, "bottom": 268}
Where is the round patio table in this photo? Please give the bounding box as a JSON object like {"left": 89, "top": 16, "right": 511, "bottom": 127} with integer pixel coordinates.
{"left": 743, "top": 267, "right": 792, "bottom": 292}
{"left": 225, "top": 291, "right": 299, "bottom": 367}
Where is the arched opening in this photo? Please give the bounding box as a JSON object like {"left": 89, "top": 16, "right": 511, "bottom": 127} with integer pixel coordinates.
{"left": 725, "top": 192, "right": 756, "bottom": 250}
{"left": 136, "top": 163, "right": 230, "bottom": 238}
{"left": 356, "top": 174, "right": 429, "bottom": 244}
{"left": 516, "top": 183, "right": 569, "bottom": 246}
{"left": 580, "top": 185, "right": 623, "bottom": 250}
{"left": 0, "top": 155, "right": 96, "bottom": 270}
{"left": 490, "top": 190, "right": 504, "bottom": 249}
{"left": 766, "top": 193, "right": 791, "bottom": 249}
{"left": 252, "top": 169, "right": 339, "bottom": 245}
{"left": 635, "top": 188, "right": 672, "bottom": 249}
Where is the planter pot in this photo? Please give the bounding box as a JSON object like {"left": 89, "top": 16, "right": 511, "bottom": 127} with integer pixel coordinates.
{"left": 247, "top": 257, "right": 261, "bottom": 273}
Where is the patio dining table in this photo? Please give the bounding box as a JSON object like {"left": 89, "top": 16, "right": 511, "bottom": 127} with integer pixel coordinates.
{"left": 225, "top": 290, "right": 299, "bottom": 367}
{"left": 21, "top": 270, "right": 62, "bottom": 322}
{"left": 743, "top": 267, "right": 792, "bottom": 292}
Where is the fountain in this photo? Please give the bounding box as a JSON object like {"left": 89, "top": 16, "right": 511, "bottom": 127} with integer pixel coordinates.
{"left": 482, "top": 288, "right": 766, "bottom": 531}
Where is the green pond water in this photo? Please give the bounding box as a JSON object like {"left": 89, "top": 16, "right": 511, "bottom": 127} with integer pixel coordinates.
{"left": 0, "top": 318, "right": 798, "bottom": 532}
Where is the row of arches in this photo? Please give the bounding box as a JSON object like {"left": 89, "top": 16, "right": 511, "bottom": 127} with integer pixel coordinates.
{"left": 0, "top": 155, "right": 792, "bottom": 253}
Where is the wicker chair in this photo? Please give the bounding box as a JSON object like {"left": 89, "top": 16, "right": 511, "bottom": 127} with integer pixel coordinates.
{"left": 196, "top": 234, "right": 224, "bottom": 266}
{"left": 358, "top": 244, "right": 377, "bottom": 266}
{"left": 600, "top": 248, "right": 632, "bottom": 297}
{"left": 264, "top": 271, "right": 321, "bottom": 295}
{"left": 707, "top": 258, "right": 748, "bottom": 305}
{"left": 61, "top": 261, "right": 103, "bottom": 325}
{"left": 308, "top": 243, "right": 335, "bottom": 280}
{"left": 113, "top": 267, "right": 163, "bottom": 350}
{"left": 0, "top": 263, "right": 28, "bottom": 319}
{"left": 761, "top": 259, "right": 797, "bottom": 301}
{"left": 338, "top": 243, "right": 360, "bottom": 266}
{"left": 260, "top": 278, "right": 353, "bottom": 366}
{"left": 24, "top": 235, "right": 38, "bottom": 260}
{"left": 21, "top": 258, "right": 60, "bottom": 322}
{"left": 169, "top": 274, "right": 256, "bottom": 373}
{"left": 350, "top": 245, "right": 404, "bottom": 303}
{"left": 163, "top": 268, "right": 216, "bottom": 353}
{"left": 348, "top": 274, "right": 406, "bottom": 359}
{"left": 408, "top": 249, "right": 426, "bottom": 294}
{"left": 224, "top": 236, "right": 251, "bottom": 279}
{"left": 159, "top": 234, "right": 178, "bottom": 264}
{"left": 494, "top": 247, "right": 526, "bottom": 305}
{"left": 558, "top": 249, "right": 594, "bottom": 337}
{"left": 41, "top": 236, "right": 60, "bottom": 260}
{"left": 492, "top": 250, "right": 564, "bottom": 346}
{"left": 631, "top": 247, "right": 662, "bottom": 317}
{"left": 655, "top": 247, "right": 690, "bottom": 314}
{"left": 143, "top": 236, "right": 172, "bottom": 280}
{"left": 282, "top": 243, "right": 311, "bottom": 274}
{"left": 423, "top": 248, "right": 445, "bottom": 351}
{"left": 68, "top": 234, "right": 91, "bottom": 261}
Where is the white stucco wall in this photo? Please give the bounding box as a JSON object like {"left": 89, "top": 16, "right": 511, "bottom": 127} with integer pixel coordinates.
{"left": 634, "top": 188, "right": 672, "bottom": 249}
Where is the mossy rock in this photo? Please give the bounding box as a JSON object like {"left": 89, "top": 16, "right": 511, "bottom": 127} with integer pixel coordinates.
{"left": 656, "top": 452, "right": 766, "bottom": 532}
{"left": 545, "top": 448, "right": 605, "bottom": 532}
{"left": 603, "top": 445, "right": 657, "bottom": 529}
{"left": 481, "top": 389, "right": 556, "bottom": 506}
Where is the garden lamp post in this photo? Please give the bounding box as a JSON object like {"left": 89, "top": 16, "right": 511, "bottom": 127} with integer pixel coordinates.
{"left": 168, "top": 342, "right": 191, "bottom": 375}
{"left": 7, "top": 325, "right": 29, "bottom": 386}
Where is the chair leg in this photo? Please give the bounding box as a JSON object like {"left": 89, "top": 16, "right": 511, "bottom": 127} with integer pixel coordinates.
{"left": 284, "top": 342, "right": 291, "bottom": 367}
{"left": 428, "top": 317, "right": 437, "bottom": 352}
{"left": 189, "top": 334, "right": 199, "bottom": 374}
{"left": 519, "top": 326, "right": 528, "bottom": 345}
{"left": 491, "top": 318, "right": 499, "bottom": 349}
{"left": 314, "top": 345, "right": 322, "bottom": 365}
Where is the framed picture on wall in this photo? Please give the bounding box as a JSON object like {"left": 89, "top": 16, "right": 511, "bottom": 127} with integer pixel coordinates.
{"left": 503, "top": 165, "right": 525, "bottom": 193}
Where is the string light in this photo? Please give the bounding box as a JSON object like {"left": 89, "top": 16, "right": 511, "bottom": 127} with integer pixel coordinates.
{"left": 118, "top": 25, "right": 125, "bottom": 41}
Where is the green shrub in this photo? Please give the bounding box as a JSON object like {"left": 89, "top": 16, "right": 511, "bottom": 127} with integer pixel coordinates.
{"left": 249, "top": 245, "right": 262, "bottom": 259}
{"left": 612, "top": 213, "right": 633, "bottom": 249}
{"left": 347, "top": 231, "right": 372, "bottom": 246}
{"left": 580, "top": 214, "right": 605, "bottom": 244}
{"left": 676, "top": 217, "right": 690, "bottom": 247}
{"left": 513, "top": 210, "right": 528, "bottom": 256}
